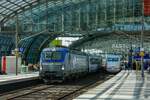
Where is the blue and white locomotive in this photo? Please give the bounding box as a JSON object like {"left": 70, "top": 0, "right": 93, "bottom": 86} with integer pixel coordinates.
{"left": 39, "top": 47, "right": 101, "bottom": 83}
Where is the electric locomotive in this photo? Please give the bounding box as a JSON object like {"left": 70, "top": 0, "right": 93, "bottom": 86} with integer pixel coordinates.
{"left": 39, "top": 47, "right": 89, "bottom": 83}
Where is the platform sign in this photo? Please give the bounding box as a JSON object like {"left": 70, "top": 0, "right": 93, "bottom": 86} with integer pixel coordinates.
{"left": 140, "top": 51, "right": 145, "bottom": 57}
{"left": 139, "top": 48, "right": 145, "bottom": 57}
{"left": 19, "top": 48, "right": 24, "bottom": 52}
{"left": 134, "top": 53, "right": 150, "bottom": 61}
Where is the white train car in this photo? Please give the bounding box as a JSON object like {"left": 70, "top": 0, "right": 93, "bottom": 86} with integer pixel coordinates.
{"left": 106, "top": 54, "right": 121, "bottom": 73}
{"left": 88, "top": 56, "right": 101, "bottom": 73}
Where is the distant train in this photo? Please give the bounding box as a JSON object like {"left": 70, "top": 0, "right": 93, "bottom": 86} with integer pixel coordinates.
{"left": 105, "top": 54, "right": 121, "bottom": 73}
{"left": 39, "top": 47, "right": 102, "bottom": 83}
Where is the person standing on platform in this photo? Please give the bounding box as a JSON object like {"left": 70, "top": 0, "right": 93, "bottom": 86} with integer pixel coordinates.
{"left": 127, "top": 62, "right": 131, "bottom": 71}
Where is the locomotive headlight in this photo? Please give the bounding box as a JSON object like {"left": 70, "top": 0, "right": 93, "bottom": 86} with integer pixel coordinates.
{"left": 62, "top": 66, "right": 65, "bottom": 70}
{"left": 40, "top": 65, "right": 43, "bottom": 70}
{"left": 40, "top": 67, "right": 42, "bottom": 71}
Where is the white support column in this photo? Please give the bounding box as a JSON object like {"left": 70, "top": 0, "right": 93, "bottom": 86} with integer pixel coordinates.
{"left": 95, "top": 3, "right": 98, "bottom": 30}
{"left": 86, "top": 2, "right": 90, "bottom": 29}
{"left": 45, "top": 0, "right": 48, "bottom": 30}
{"left": 61, "top": 11, "right": 64, "bottom": 32}
{"left": 113, "top": 0, "right": 116, "bottom": 25}
{"left": 70, "top": 10, "right": 73, "bottom": 31}
{"left": 104, "top": 0, "right": 107, "bottom": 25}
{"left": 78, "top": 7, "right": 81, "bottom": 31}
{"left": 15, "top": 15, "right": 19, "bottom": 76}
{"left": 122, "top": 0, "right": 125, "bottom": 30}
{"left": 141, "top": 0, "right": 145, "bottom": 78}
{"left": 30, "top": 4, "right": 34, "bottom": 32}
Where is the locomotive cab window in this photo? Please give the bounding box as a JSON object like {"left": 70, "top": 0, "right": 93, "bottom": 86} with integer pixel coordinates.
{"left": 90, "top": 58, "right": 99, "bottom": 64}
{"left": 51, "top": 52, "right": 62, "bottom": 60}
{"left": 107, "top": 58, "right": 119, "bottom": 62}
{"left": 44, "top": 51, "right": 64, "bottom": 60}
{"left": 45, "top": 52, "right": 52, "bottom": 59}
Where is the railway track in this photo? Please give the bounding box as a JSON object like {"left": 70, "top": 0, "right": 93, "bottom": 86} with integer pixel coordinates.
{"left": 0, "top": 72, "right": 114, "bottom": 100}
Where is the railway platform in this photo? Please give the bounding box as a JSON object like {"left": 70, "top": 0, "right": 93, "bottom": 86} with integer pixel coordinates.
{"left": 74, "top": 70, "right": 150, "bottom": 100}
{"left": 0, "top": 72, "right": 39, "bottom": 86}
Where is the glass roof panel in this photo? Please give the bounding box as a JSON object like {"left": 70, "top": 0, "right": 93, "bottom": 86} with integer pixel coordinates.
{"left": 9, "top": 5, "right": 18, "bottom": 9}
{"left": 48, "top": 1, "right": 54, "bottom": 7}
{"left": 0, "top": 0, "right": 79, "bottom": 22}
{"left": 2, "top": 2, "right": 10, "bottom": 6}
{"left": 0, "top": 7, "right": 5, "bottom": 13}
{"left": 0, "top": 17, "right": 2, "bottom": 21}
{"left": 6, "top": 3, "right": 15, "bottom": 8}
{"left": 3, "top": 10, "right": 11, "bottom": 15}
{"left": 15, "top": 2, "right": 26, "bottom": 6}
{"left": 0, "top": 0, "right": 39, "bottom": 22}
{"left": 0, "top": 1, "right": 5, "bottom": 4}
{"left": 14, "top": 0, "right": 23, "bottom": 4}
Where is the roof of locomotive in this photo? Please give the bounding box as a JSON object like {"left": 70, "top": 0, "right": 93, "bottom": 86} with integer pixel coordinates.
{"left": 42, "top": 47, "right": 69, "bottom": 52}
{"left": 42, "top": 47, "right": 87, "bottom": 55}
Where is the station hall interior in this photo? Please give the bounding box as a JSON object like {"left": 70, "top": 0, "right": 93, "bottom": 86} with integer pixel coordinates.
{"left": 0, "top": 0, "right": 150, "bottom": 100}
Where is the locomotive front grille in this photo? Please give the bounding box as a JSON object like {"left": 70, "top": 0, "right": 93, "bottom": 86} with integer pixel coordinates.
{"left": 42, "top": 71, "right": 63, "bottom": 80}
{"left": 42, "top": 65, "right": 62, "bottom": 71}
{"left": 41, "top": 64, "right": 63, "bottom": 78}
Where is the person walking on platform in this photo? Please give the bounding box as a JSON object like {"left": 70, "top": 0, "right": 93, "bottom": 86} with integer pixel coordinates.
{"left": 125, "top": 62, "right": 128, "bottom": 71}
{"left": 147, "top": 61, "right": 150, "bottom": 73}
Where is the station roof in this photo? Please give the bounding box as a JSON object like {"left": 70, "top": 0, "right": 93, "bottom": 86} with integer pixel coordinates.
{"left": 0, "top": 0, "right": 83, "bottom": 23}
{"left": 1, "top": 0, "right": 150, "bottom": 63}
{"left": 1, "top": 0, "right": 150, "bottom": 36}
{"left": 0, "top": 0, "right": 37, "bottom": 22}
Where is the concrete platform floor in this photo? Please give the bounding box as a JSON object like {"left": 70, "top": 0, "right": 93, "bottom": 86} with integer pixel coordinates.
{"left": 0, "top": 72, "right": 39, "bottom": 85}
{"left": 74, "top": 70, "right": 150, "bottom": 100}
